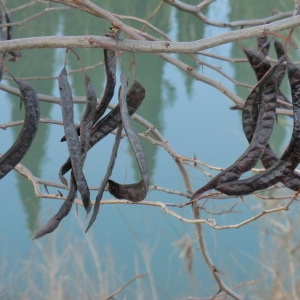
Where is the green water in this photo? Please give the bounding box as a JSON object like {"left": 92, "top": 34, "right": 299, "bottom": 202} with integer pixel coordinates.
{"left": 0, "top": 0, "right": 298, "bottom": 299}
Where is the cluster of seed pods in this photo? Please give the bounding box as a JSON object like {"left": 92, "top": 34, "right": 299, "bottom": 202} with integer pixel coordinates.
{"left": 191, "top": 38, "right": 300, "bottom": 203}
{"left": 34, "top": 30, "right": 149, "bottom": 238}
{"left": 3, "top": 22, "right": 299, "bottom": 237}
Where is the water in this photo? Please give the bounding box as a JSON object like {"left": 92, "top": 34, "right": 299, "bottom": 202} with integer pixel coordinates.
{"left": 0, "top": 0, "right": 298, "bottom": 299}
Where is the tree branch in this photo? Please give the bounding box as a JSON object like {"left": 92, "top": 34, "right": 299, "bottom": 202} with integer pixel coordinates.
{"left": 163, "top": 0, "right": 293, "bottom": 28}
{"left": 0, "top": 15, "right": 299, "bottom": 54}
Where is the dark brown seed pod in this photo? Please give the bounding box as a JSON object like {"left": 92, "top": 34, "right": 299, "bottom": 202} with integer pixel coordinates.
{"left": 107, "top": 74, "right": 149, "bottom": 202}
{"left": 86, "top": 126, "right": 123, "bottom": 233}
{"left": 241, "top": 47, "right": 271, "bottom": 144}
{"left": 216, "top": 60, "right": 300, "bottom": 195}
{"left": 257, "top": 36, "right": 270, "bottom": 57}
{"left": 0, "top": 81, "right": 39, "bottom": 179}
{"left": 190, "top": 56, "right": 285, "bottom": 202}
{"left": 33, "top": 173, "right": 77, "bottom": 239}
{"left": 35, "top": 70, "right": 99, "bottom": 238}
{"left": 60, "top": 48, "right": 116, "bottom": 142}
{"left": 59, "top": 67, "right": 91, "bottom": 214}
{"left": 80, "top": 71, "right": 97, "bottom": 165}
{"left": 59, "top": 80, "right": 145, "bottom": 178}
{"left": 107, "top": 179, "right": 148, "bottom": 201}
{"left": 90, "top": 80, "right": 145, "bottom": 148}
{"left": 274, "top": 39, "right": 286, "bottom": 85}
{"left": 242, "top": 47, "right": 300, "bottom": 191}
{"left": 4, "top": 9, "right": 12, "bottom": 41}
{"left": 93, "top": 48, "right": 117, "bottom": 124}
{"left": 274, "top": 39, "right": 290, "bottom": 106}
{"left": 243, "top": 46, "right": 271, "bottom": 80}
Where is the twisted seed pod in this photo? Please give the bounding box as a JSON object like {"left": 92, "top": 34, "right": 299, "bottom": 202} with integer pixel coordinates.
{"left": 190, "top": 56, "right": 285, "bottom": 202}
{"left": 242, "top": 46, "right": 300, "bottom": 191}
{"left": 107, "top": 74, "right": 149, "bottom": 202}
{"left": 60, "top": 48, "right": 116, "bottom": 142}
{"left": 35, "top": 70, "right": 98, "bottom": 238}
{"left": 59, "top": 80, "right": 145, "bottom": 178}
{"left": 217, "top": 60, "right": 300, "bottom": 195}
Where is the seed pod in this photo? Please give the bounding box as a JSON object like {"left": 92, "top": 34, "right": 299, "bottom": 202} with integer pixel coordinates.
{"left": 36, "top": 70, "right": 98, "bottom": 238}
{"left": 216, "top": 60, "right": 300, "bottom": 195}
{"left": 107, "top": 74, "right": 149, "bottom": 202}
{"left": 257, "top": 36, "right": 270, "bottom": 57}
{"left": 59, "top": 67, "right": 91, "bottom": 214}
{"left": 93, "top": 49, "right": 117, "bottom": 124}
{"left": 274, "top": 39, "right": 286, "bottom": 86}
{"left": 59, "top": 80, "right": 145, "bottom": 178}
{"left": 34, "top": 173, "right": 77, "bottom": 239}
{"left": 190, "top": 56, "right": 285, "bottom": 202}
{"left": 86, "top": 126, "right": 123, "bottom": 233}
{"left": 241, "top": 47, "right": 271, "bottom": 144}
{"left": 80, "top": 71, "right": 97, "bottom": 165}
{"left": 242, "top": 46, "right": 300, "bottom": 190}
{"left": 0, "top": 81, "right": 39, "bottom": 179}
{"left": 60, "top": 48, "right": 116, "bottom": 142}
{"left": 274, "top": 39, "right": 290, "bottom": 106}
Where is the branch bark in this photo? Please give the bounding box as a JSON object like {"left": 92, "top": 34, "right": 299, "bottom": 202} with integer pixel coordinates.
{"left": 0, "top": 15, "right": 299, "bottom": 54}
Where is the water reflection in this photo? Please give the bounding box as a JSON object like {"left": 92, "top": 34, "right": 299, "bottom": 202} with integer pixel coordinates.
{"left": 1, "top": 0, "right": 298, "bottom": 298}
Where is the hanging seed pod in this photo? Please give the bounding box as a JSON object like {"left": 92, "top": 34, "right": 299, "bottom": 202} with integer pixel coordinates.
{"left": 257, "top": 36, "right": 270, "bottom": 57}
{"left": 86, "top": 126, "right": 123, "bottom": 233}
{"left": 59, "top": 80, "right": 145, "bottom": 178}
{"left": 80, "top": 71, "right": 97, "bottom": 165}
{"left": 217, "top": 60, "right": 300, "bottom": 195}
{"left": 34, "top": 173, "right": 77, "bottom": 239}
{"left": 93, "top": 48, "right": 117, "bottom": 124}
{"left": 60, "top": 48, "right": 116, "bottom": 142}
{"left": 59, "top": 67, "right": 91, "bottom": 214}
{"left": 107, "top": 74, "right": 149, "bottom": 202}
{"left": 274, "top": 39, "right": 290, "bottom": 106}
{"left": 0, "top": 80, "right": 39, "bottom": 179}
{"left": 241, "top": 47, "right": 271, "bottom": 144}
{"left": 242, "top": 46, "right": 300, "bottom": 191}
{"left": 190, "top": 56, "right": 285, "bottom": 202}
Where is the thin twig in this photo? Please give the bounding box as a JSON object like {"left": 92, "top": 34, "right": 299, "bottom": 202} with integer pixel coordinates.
{"left": 101, "top": 273, "right": 148, "bottom": 300}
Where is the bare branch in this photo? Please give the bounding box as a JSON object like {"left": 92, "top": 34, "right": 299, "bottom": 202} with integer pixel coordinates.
{"left": 192, "top": 202, "right": 244, "bottom": 300}
{"left": 0, "top": 7, "right": 70, "bottom": 29}
{"left": 163, "top": 0, "right": 293, "bottom": 28}
{"left": 0, "top": 14, "right": 299, "bottom": 54}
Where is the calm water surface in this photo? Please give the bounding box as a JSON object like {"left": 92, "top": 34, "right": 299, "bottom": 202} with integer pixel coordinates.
{"left": 0, "top": 0, "right": 297, "bottom": 299}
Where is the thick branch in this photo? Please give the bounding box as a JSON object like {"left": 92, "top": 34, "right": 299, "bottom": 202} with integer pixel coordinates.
{"left": 0, "top": 15, "right": 299, "bottom": 54}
